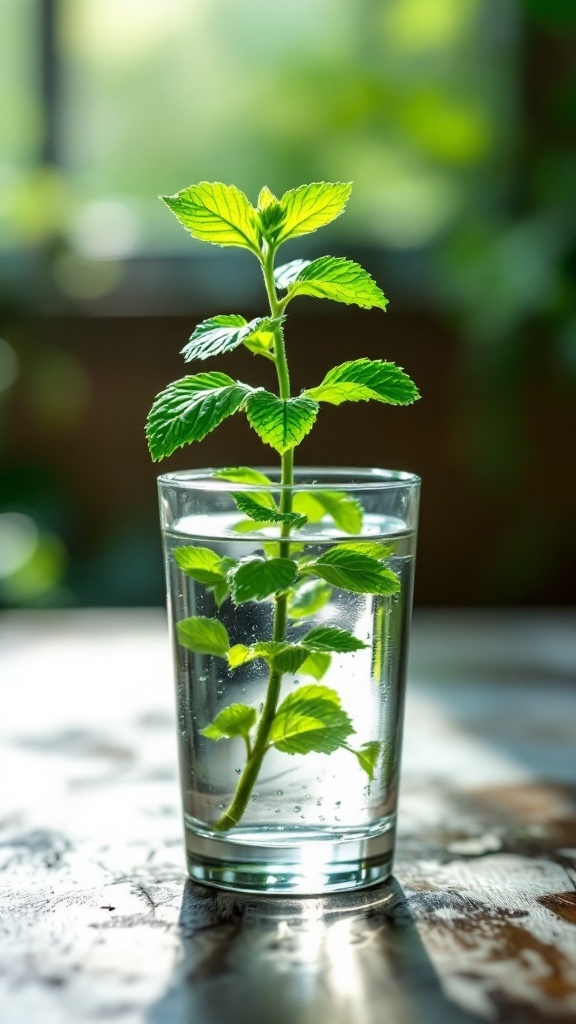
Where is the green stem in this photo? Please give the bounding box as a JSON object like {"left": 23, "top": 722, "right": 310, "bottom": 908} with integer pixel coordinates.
{"left": 214, "top": 242, "right": 295, "bottom": 833}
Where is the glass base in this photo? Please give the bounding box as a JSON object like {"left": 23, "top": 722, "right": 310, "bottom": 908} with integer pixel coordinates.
{"left": 184, "top": 818, "right": 396, "bottom": 895}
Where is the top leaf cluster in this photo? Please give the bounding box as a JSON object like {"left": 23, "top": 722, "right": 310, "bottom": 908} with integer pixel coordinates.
{"left": 146, "top": 181, "right": 419, "bottom": 462}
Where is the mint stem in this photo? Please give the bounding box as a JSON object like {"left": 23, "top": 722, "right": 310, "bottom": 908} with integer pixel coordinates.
{"left": 214, "top": 242, "right": 294, "bottom": 832}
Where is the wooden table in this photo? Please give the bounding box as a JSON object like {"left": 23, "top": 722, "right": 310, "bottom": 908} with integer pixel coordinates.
{"left": 1, "top": 609, "right": 575, "bottom": 1024}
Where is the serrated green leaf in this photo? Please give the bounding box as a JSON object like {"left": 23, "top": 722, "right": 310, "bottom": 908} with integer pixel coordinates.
{"left": 352, "top": 741, "right": 381, "bottom": 781}
{"left": 292, "top": 490, "right": 362, "bottom": 534}
{"left": 228, "top": 556, "right": 299, "bottom": 604}
{"left": 161, "top": 182, "right": 260, "bottom": 251}
{"left": 270, "top": 684, "right": 354, "bottom": 755}
{"left": 252, "top": 640, "right": 287, "bottom": 659}
{"left": 173, "top": 546, "right": 229, "bottom": 585}
{"left": 301, "top": 626, "right": 368, "bottom": 653}
{"left": 177, "top": 616, "right": 229, "bottom": 657}
{"left": 299, "top": 651, "right": 331, "bottom": 680}
{"left": 275, "top": 182, "right": 352, "bottom": 243}
{"left": 257, "top": 198, "right": 287, "bottom": 242}
{"left": 258, "top": 186, "right": 278, "bottom": 210}
{"left": 286, "top": 256, "right": 387, "bottom": 310}
{"left": 245, "top": 390, "right": 319, "bottom": 454}
{"left": 181, "top": 315, "right": 247, "bottom": 361}
{"left": 305, "top": 359, "right": 419, "bottom": 407}
{"left": 146, "top": 372, "right": 251, "bottom": 460}
{"left": 274, "top": 259, "right": 311, "bottom": 290}
{"left": 211, "top": 579, "right": 230, "bottom": 607}
{"left": 202, "top": 703, "right": 257, "bottom": 741}
{"left": 181, "top": 315, "right": 281, "bottom": 363}
{"left": 227, "top": 643, "right": 254, "bottom": 668}
{"left": 273, "top": 645, "right": 310, "bottom": 674}
{"left": 338, "top": 540, "right": 395, "bottom": 559}
{"left": 305, "top": 547, "right": 401, "bottom": 596}
{"left": 214, "top": 466, "right": 273, "bottom": 487}
{"left": 287, "top": 579, "right": 332, "bottom": 620}
{"left": 241, "top": 317, "right": 282, "bottom": 359}
{"left": 231, "top": 491, "right": 305, "bottom": 527}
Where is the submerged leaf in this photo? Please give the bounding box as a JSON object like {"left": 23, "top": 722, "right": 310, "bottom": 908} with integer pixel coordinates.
{"left": 202, "top": 703, "right": 257, "bottom": 741}
{"left": 176, "top": 616, "right": 229, "bottom": 657}
{"left": 270, "top": 684, "right": 354, "bottom": 755}
{"left": 228, "top": 556, "right": 299, "bottom": 603}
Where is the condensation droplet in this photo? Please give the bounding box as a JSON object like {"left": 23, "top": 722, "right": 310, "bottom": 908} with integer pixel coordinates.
{"left": 235, "top": 768, "right": 241, "bottom": 774}
{"left": 276, "top": 790, "right": 283, "bottom": 796}
{"left": 335, "top": 800, "right": 341, "bottom": 808}
{"left": 218, "top": 803, "right": 224, "bottom": 809}
{"left": 300, "top": 815, "right": 305, "bottom": 820}
{"left": 293, "top": 805, "right": 301, "bottom": 812}
{"left": 316, "top": 799, "right": 322, "bottom": 806}
{"left": 335, "top": 816, "right": 341, "bottom": 822}
{"left": 275, "top": 807, "right": 280, "bottom": 813}
{"left": 319, "top": 815, "right": 325, "bottom": 822}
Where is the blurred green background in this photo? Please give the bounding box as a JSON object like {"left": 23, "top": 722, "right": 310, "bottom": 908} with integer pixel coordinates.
{"left": 0, "top": 0, "right": 574, "bottom": 608}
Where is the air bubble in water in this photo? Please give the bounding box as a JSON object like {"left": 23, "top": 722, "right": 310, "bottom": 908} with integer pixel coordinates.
{"left": 294, "top": 805, "right": 301, "bottom": 812}
{"left": 335, "top": 800, "right": 341, "bottom": 808}
{"left": 235, "top": 767, "right": 241, "bottom": 774}
{"left": 276, "top": 790, "right": 283, "bottom": 796}
{"left": 316, "top": 799, "right": 322, "bottom": 806}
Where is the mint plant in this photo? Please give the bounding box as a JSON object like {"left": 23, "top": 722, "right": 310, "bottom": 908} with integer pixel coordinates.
{"left": 146, "top": 181, "right": 419, "bottom": 832}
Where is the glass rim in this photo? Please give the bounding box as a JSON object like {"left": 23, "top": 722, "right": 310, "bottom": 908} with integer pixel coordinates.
{"left": 157, "top": 466, "right": 420, "bottom": 493}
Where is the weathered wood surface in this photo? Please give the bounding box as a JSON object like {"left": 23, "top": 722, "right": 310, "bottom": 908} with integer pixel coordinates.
{"left": 0, "top": 609, "right": 575, "bottom": 1024}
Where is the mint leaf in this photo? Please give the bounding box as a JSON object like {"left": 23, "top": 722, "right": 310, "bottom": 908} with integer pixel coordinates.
{"left": 146, "top": 372, "right": 251, "bottom": 460}
{"left": 227, "top": 643, "right": 254, "bottom": 669}
{"left": 181, "top": 315, "right": 281, "bottom": 362}
{"left": 181, "top": 315, "right": 247, "bottom": 361}
{"left": 214, "top": 466, "right": 273, "bottom": 486}
{"left": 338, "top": 540, "right": 395, "bottom": 559}
{"left": 202, "top": 703, "right": 257, "bottom": 741}
{"left": 301, "top": 626, "right": 367, "bottom": 653}
{"left": 305, "top": 547, "right": 401, "bottom": 595}
{"left": 287, "top": 578, "right": 332, "bottom": 620}
{"left": 245, "top": 391, "right": 318, "bottom": 454}
{"left": 273, "top": 645, "right": 310, "bottom": 674}
{"left": 258, "top": 186, "right": 278, "bottom": 209}
{"left": 286, "top": 257, "right": 387, "bottom": 310}
{"left": 305, "top": 359, "right": 419, "bottom": 407}
{"left": 299, "top": 651, "right": 331, "bottom": 681}
{"left": 292, "top": 490, "right": 362, "bottom": 535}
{"left": 270, "top": 684, "right": 354, "bottom": 755}
{"left": 231, "top": 491, "right": 306, "bottom": 528}
{"left": 161, "top": 182, "right": 260, "bottom": 251}
{"left": 352, "top": 741, "right": 381, "bottom": 781}
{"left": 275, "top": 182, "right": 352, "bottom": 243}
{"left": 274, "top": 259, "right": 311, "bottom": 290}
{"left": 173, "top": 546, "right": 228, "bottom": 585}
{"left": 241, "top": 317, "right": 282, "bottom": 359}
{"left": 228, "top": 556, "right": 299, "bottom": 603}
{"left": 176, "top": 616, "right": 229, "bottom": 657}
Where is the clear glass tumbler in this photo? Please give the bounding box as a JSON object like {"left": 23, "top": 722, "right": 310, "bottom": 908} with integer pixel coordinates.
{"left": 158, "top": 467, "right": 420, "bottom": 894}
